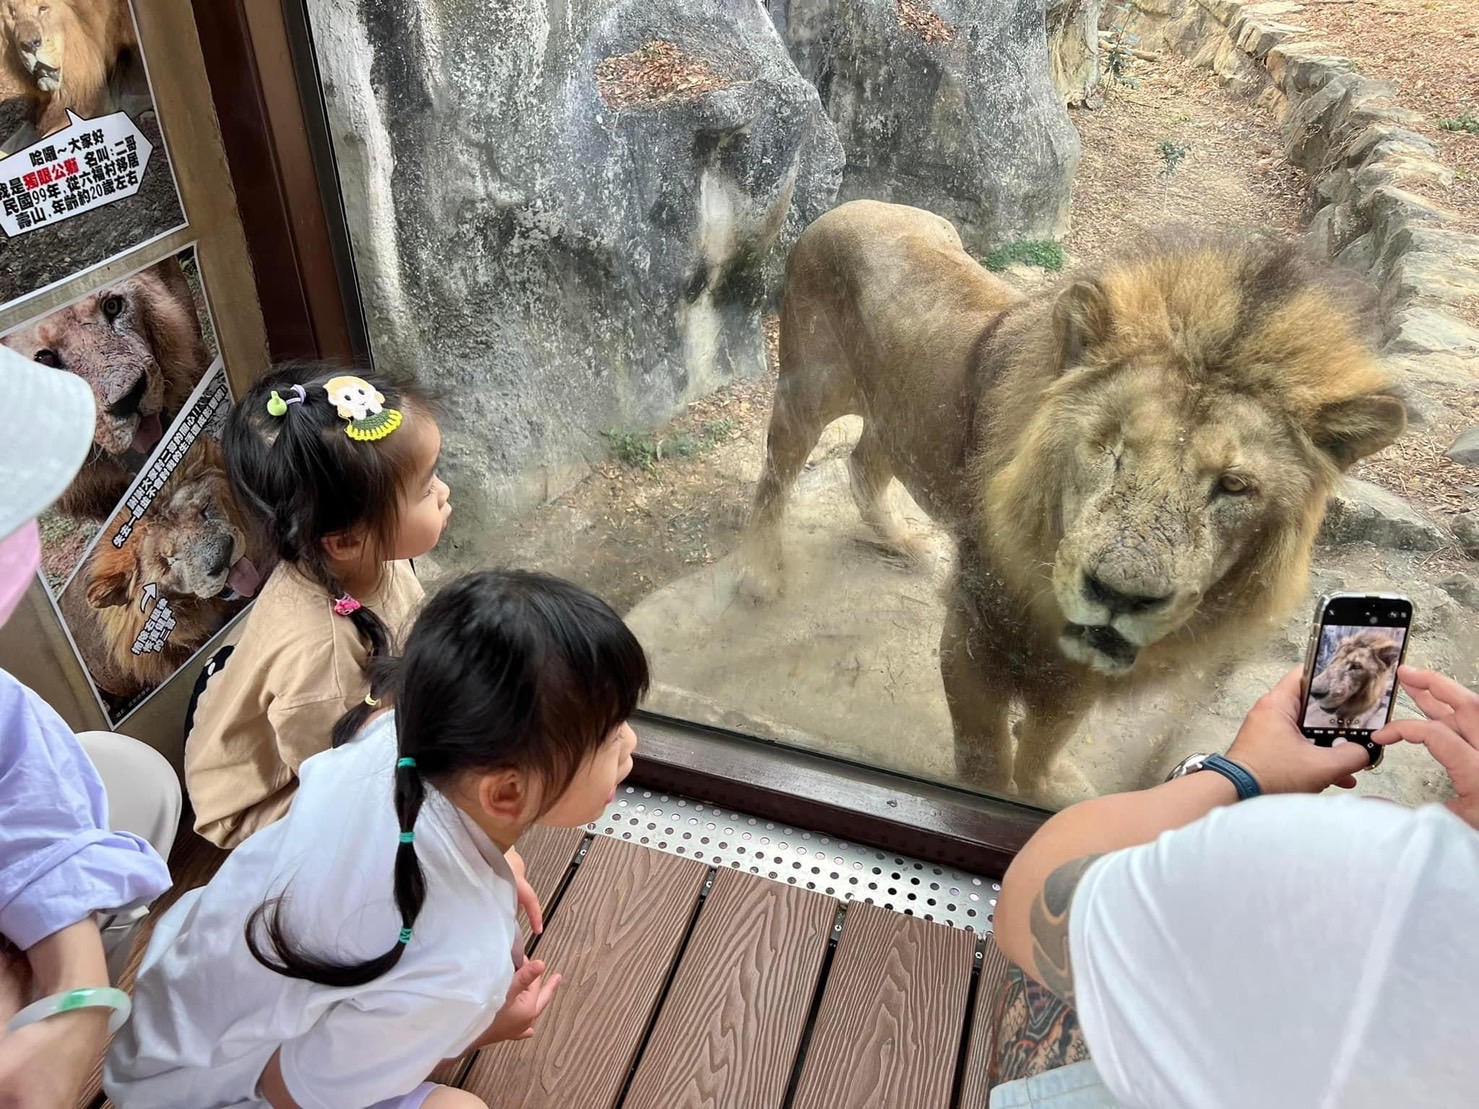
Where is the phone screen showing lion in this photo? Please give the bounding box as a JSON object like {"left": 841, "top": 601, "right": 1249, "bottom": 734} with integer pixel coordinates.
{"left": 1300, "top": 596, "right": 1412, "bottom": 742}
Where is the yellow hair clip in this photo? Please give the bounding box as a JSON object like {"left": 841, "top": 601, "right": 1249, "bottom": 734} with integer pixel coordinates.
{"left": 324, "top": 375, "right": 402, "bottom": 442}
{"left": 364, "top": 693, "right": 380, "bottom": 707}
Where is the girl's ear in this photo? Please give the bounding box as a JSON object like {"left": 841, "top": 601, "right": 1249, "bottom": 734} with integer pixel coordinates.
{"left": 323, "top": 527, "right": 368, "bottom": 562}
{"left": 477, "top": 769, "right": 532, "bottom": 824}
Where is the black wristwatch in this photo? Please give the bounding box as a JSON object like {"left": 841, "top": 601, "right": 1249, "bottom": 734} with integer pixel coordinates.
{"left": 1165, "top": 753, "right": 1262, "bottom": 801}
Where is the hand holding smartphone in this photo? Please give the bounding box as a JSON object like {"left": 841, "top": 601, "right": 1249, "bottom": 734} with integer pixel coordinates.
{"left": 1298, "top": 592, "right": 1413, "bottom": 769}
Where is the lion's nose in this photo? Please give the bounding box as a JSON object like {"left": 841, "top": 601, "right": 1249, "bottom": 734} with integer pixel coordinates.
{"left": 1083, "top": 573, "right": 1173, "bottom": 616}
{"left": 22, "top": 36, "right": 40, "bottom": 54}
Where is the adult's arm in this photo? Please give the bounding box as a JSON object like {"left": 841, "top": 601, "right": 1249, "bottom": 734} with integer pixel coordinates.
{"left": 994, "top": 668, "right": 1369, "bottom": 1002}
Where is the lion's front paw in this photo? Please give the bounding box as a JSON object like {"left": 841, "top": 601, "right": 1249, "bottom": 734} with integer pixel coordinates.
{"left": 1016, "top": 759, "right": 1095, "bottom": 809}
{"left": 735, "top": 562, "right": 783, "bottom": 605}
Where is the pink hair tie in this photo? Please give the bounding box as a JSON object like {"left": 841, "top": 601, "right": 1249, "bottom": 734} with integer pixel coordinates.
{"left": 333, "top": 594, "right": 362, "bottom": 617}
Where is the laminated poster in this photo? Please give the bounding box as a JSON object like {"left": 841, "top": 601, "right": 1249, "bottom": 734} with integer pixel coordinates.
{"left": 0, "top": 0, "right": 187, "bottom": 312}
{"left": 1, "top": 245, "right": 272, "bottom": 725}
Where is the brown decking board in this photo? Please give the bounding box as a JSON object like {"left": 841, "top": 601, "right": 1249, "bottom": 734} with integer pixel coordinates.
{"left": 790, "top": 900, "right": 978, "bottom": 1109}
{"left": 460, "top": 835, "right": 709, "bottom": 1108}
{"left": 429, "top": 824, "right": 588, "bottom": 1087}
{"left": 623, "top": 868, "right": 836, "bottom": 1109}
{"left": 959, "top": 936, "right": 1015, "bottom": 1107}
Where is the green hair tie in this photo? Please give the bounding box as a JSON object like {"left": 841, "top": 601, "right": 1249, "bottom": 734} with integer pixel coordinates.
{"left": 398, "top": 927, "right": 413, "bottom": 945}
{"left": 266, "top": 390, "right": 288, "bottom": 417}
{"left": 398, "top": 831, "right": 415, "bottom": 844}
{"left": 397, "top": 757, "right": 416, "bottom": 769}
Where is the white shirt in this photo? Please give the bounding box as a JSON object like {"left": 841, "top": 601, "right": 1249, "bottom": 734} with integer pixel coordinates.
{"left": 1070, "top": 795, "right": 1479, "bottom": 1109}
{"left": 106, "top": 714, "right": 519, "bottom": 1109}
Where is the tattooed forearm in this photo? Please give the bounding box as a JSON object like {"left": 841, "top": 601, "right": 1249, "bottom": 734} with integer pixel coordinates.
{"left": 990, "top": 965, "right": 1089, "bottom": 1085}
{"left": 1027, "top": 853, "right": 1101, "bottom": 1005}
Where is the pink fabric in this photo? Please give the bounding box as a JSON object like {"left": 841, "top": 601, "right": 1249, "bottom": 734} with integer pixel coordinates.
{"left": 0, "top": 522, "right": 40, "bottom": 628}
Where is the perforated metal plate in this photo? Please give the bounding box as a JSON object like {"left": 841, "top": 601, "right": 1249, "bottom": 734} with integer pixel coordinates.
{"left": 588, "top": 785, "right": 999, "bottom": 932}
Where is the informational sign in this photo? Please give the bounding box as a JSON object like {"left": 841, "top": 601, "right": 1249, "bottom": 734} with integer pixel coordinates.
{"left": 0, "top": 0, "right": 186, "bottom": 311}
{"left": 52, "top": 363, "right": 269, "bottom": 725}
{"left": 0, "top": 110, "right": 154, "bottom": 237}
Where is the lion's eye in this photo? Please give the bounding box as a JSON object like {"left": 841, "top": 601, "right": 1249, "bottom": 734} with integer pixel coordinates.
{"left": 101, "top": 294, "right": 125, "bottom": 321}
{"left": 1218, "top": 473, "right": 1253, "bottom": 496}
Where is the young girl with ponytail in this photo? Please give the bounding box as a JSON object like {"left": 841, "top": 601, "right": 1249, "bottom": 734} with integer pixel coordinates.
{"left": 183, "top": 364, "right": 448, "bottom": 850}
{"left": 107, "top": 570, "right": 648, "bottom": 1109}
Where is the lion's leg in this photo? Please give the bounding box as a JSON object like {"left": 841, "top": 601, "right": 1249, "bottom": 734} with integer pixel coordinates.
{"left": 848, "top": 423, "right": 931, "bottom": 565}
{"left": 1012, "top": 684, "right": 1094, "bottom": 805}
{"left": 737, "top": 383, "right": 830, "bottom": 602}
{"left": 940, "top": 598, "right": 1013, "bottom": 789}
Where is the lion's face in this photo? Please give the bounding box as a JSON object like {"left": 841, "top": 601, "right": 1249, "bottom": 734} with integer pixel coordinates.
{"left": 1310, "top": 631, "right": 1400, "bottom": 718}
{"left": 988, "top": 254, "right": 1406, "bottom": 677}
{"left": 86, "top": 438, "right": 263, "bottom": 611}
{"left": 3, "top": 277, "right": 170, "bottom": 459}
{"left": 2, "top": 1, "right": 64, "bottom": 90}
{"left": 1045, "top": 365, "right": 1322, "bottom": 673}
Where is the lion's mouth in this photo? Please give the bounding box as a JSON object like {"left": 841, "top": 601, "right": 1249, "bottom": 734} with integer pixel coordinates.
{"left": 130, "top": 413, "right": 164, "bottom": 456}
{"left": 1062, "top": 623, "right": 1140, "bottom": 670}
{"left": 220, "top": 556, "right": 262, "bottom": 602}
{"left": 30, "top": 61, "right": 59, "bottom": 92}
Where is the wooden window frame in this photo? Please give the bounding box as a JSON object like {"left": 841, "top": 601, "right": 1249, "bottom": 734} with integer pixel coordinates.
{"left": 193, "top": 0, "right": 1048, "bottom": 879}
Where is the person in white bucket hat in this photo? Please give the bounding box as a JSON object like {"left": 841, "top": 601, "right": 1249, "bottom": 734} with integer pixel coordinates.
{"left": 0, "top": 345, "right": 174, "bottom": 1107}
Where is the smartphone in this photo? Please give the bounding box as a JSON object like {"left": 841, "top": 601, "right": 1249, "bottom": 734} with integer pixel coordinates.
{"left": 1298, "top": 592, "right": 1413, "bottom": 768}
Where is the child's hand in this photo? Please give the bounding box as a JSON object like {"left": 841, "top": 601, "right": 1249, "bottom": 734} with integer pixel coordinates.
{"left": 486, "top": 959, "right": 562, "bottom": 1043}
{"left": 505, "top": 847, "right": 544, "bottom": 934}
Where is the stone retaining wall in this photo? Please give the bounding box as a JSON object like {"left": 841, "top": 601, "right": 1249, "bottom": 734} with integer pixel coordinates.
{"left": 1105, "top": 0, "right": 1479, "bottom": 551}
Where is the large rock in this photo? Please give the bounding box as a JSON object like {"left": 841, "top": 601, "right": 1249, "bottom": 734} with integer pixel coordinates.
{"left": 304, "top": 0, "right": 843, "bottom": 537}
{"left": 1319, "top": 479, "right": 1448, "bottom": 551}
{"left": 1448, "top": 427, "right": 1479, "bottom": 469}
{"left": 1453, "top": 512, "right": 1479, "bottom": 559}
{"left": 766, "top": 0, "right": 1079, "bottom": 251}
{"left": 1047, "top": 0, "right": 1103, "bottom": 106}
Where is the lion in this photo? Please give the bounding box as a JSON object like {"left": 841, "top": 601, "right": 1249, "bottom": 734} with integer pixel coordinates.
{"left": 2, "top": 255, "right": 209, "bottom": 521}
{"left": 741, "top": 200, "right": 1406, "bottom": 798}
{"left": 63, "top": 435, "right": 263, "bottom": 702}
{"left": 1305, "top": 630, "right": 1402, "bottom": 730}
{"left": 0, "top": 0, "right": 139, "bottom": 153}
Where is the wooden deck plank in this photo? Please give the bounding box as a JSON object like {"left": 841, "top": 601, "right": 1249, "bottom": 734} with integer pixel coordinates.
{"left": 958, "top": 936, "right": 1013, "bottom": 1107}
{"left": 623, "top": 868, "right": 835, "bottom": 1109}
{"left": 791, "top": 902, "right": 977, "bottom": 1109}
{"left": 430, "top": 824, "right": 587, "bottom": 1087}
{"left": 460, "top": 836, "right": 708, "bottom": 1108}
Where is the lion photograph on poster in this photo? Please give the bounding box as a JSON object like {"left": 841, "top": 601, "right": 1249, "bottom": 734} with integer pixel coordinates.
{"left": 0, "top": 0, "right": 184, "bottom": 309}
{"left": 0, "top": 0, "right": 147, "bottom": 152}
{"left": 3, "top": 249, "right": 214, "bottom": 585}
{"left": 59, "top": 433, "right": 265, "bottom": 713}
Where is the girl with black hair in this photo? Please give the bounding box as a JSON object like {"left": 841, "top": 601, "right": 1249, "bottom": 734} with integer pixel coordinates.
{"left": 107, "top": 570, "right": 649, "bottom": 1109}
{"left": 182, "top": 364, "right": 449, "bottom": 850}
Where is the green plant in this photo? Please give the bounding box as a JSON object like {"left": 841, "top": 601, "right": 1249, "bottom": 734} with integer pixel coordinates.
{"left": 603, "top": 429, "right": 660, "bottom": 472}
{"left": 1102, "top": 13, "right": 1143, "bottom": 91}
{"left": 603, "top": 417, "right": 737, "bottom": 472}
{"left": 1439, "top": 112, "right": 1479, "bottom": 135}
{"left": 1157, "top": 140, "right": 1191, "bottom": 177}
{"left": 983, "top": 240, "right": 1065, "bottom": 273}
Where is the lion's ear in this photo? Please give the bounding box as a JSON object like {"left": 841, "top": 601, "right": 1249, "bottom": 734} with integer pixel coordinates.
{"left": 1375, "top": 641, "right": 1401, "bottom": 667}
{"left": 1309, "top": 393, "right": 1407, "bottom": 470}
{"left": 86, "top": 563, "right": 134, "bottom": 610}
{"left": 1052, "top": 280, "right": 1112, "bottom": 368}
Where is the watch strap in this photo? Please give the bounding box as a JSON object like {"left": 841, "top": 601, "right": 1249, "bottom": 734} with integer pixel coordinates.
{"left": 1201, "top": 754, "right": 1261, "bottom": 801}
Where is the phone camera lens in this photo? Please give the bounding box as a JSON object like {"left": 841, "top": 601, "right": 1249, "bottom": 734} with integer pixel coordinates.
{"left": 1369, "top": 616, "right": 1379, "bottom": 624}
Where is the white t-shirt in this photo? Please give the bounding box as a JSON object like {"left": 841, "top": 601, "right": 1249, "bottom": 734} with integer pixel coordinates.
{"left": 1070, "top": 795, "right": 1479, "bottom": 1109}
{"left": 106, "top": 714, "right": 519, "bottom": 1109}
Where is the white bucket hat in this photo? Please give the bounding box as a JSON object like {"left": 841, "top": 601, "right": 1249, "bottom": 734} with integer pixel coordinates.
{"left": 0, "top": 342, "right": 96, "bottom": 543}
